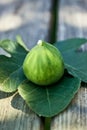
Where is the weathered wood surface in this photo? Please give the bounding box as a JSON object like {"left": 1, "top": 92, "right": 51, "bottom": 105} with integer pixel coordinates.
{"left": 0, "top": 0, "right": 52, "bottom": 49}
{"left": 51, "top": 0, "right": 87, "bottom": 130}
{"left": 0, "top": 0, "right": 52, "bottom": 130}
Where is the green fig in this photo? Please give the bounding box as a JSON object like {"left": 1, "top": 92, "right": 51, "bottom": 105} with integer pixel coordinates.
{"left": 23, "top": 40, "right": 64, "bottom": 86}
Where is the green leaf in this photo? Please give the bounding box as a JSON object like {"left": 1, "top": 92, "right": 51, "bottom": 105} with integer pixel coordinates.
{"left": 55, "top": 38, "right": 87, "bottom": 83}
{"left": 0, "top": 39, "right": 28, "bottom": 92}
{"left": 16, "top": 35, "right": 29, "bottom": 51}
{"left": 18, "top": 76, "right": 81, "bottom": 117}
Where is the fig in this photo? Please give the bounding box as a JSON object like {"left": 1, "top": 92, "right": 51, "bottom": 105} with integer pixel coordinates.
{"left": 23, "top": 40, "right": 64, "bottom": 86}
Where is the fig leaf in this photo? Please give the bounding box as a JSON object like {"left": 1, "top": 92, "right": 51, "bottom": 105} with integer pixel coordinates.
{"left": 0, "top": 37, "right": 28, "bottom": 92}
{"left": 55, "top": 38, "right": 87, "bottom": 83}
{"left": 18, "top": 76, "right": 80, "bottom": 117}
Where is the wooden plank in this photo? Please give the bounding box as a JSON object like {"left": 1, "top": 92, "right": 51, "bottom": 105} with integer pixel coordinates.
{"left": 0, "top": 0, "right": 52, "bottom": 130}
{"left": 0, "top": 0, "right": 52, "bottom": 49}
{"left": 51, "top": 0, "right": 87, "bottom": 130}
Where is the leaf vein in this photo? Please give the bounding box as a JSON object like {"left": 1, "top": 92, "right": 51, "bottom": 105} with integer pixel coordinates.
{"left": 46, "top": 88, "right": 51, "bottom": 115}
{"left": 2, "top": 66, "right": 22, "bottom": 86}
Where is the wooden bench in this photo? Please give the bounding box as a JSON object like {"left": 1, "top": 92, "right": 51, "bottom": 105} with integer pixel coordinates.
{"left": 0, "top": 0, "right": 87, "bottom": 130}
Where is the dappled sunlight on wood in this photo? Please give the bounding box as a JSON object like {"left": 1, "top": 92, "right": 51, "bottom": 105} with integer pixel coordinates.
{"left": 60, "top": 7, "right": 87, "bottom": 28}
{"left": 0, "top": 0, "right": 13, "bottom": 5}
{"left": 0, "top": 92, "right": 42, "bottom": 130}
{"left": 58, "top": 0, "right": 87, "bottom": 40}
{"left": 0, "top": 14, "right": 22, "bottom": 31}
{"left": 0, "top": 0, "right": 51, "bottom": 49}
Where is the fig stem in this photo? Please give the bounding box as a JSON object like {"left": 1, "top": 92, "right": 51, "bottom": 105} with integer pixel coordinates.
{"left": 37, "top": 40, "right": 44, "bottom": 46}
{"left": 44, "top": 117, "right": 51, "bottom": 130}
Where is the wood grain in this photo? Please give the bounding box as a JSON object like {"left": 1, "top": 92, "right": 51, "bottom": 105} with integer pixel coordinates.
{"left": 0, "top": 0, "right": 52, "bottom": 129}
{"left": 0, "top": 0, "right": 52, "bottom": 49}
{"left": 51, "top": 0, "right": 87, "bottom": 130}
{"left": 0, "top": 92, "right": 43, "bottom": 130}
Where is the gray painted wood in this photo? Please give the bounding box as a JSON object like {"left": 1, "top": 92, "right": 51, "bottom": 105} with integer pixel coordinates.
{"left": 0, "top": 0, "right": 52, "bottom": 49}
{"left": 0, "top": 0, "right": 52, "bottom": 130}
{"left": 51, "top": 0, "right": 87, "bottom": 130}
